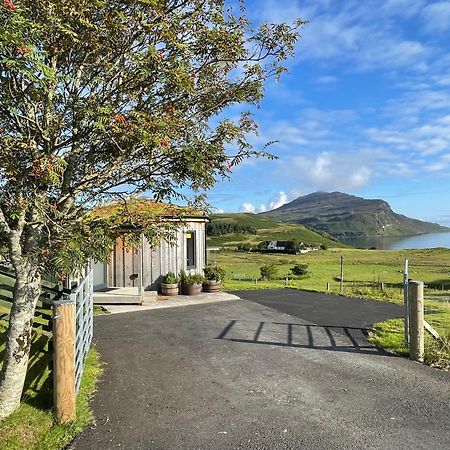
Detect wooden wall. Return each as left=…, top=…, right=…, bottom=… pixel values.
left=103, top=221, right=206, bottom=291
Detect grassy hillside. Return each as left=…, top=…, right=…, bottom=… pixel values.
left=207, top=213, right=346, bottom=248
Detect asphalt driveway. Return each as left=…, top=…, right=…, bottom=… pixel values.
left=72, top=290, right=450, bottom=450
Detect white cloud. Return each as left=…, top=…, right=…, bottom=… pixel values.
left=380, top=0, right=425, bottom=16
left=290, top=151, right=373, bottom=191
left=240, top=203, right=256, bottom=213
left=316, top=75, right=338, bottom=84
left=425, top=153, right=450, bottom=172
left=239, top=191, right=295, bottom=214
left=366, top=114, right=450, bottom=156
left=257, top=204, right=268, bottom=213
left=422, top=1, right=450, bottom=33
left=268, top=191, right=289, bottom=209
left=257, top=0, right=433, bottom=72
left=433, top=74, right=450, bottom=87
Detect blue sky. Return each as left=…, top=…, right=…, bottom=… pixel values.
left=206, top=0, right=450, bottom=225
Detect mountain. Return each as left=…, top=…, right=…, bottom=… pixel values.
left=206, top=213, right=346, bottom=248
left=260, top=192, right=449, bottom=239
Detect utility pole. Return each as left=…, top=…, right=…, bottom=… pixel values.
left=339, top=255, right=344, bottom=294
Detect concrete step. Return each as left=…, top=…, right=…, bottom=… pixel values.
left=93, top=292, right=143, bottom=305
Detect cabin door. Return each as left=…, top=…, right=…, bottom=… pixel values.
left=110, top=236, right=142, bottom=287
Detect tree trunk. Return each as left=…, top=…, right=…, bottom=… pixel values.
left=0, top=266, right=42, bottom=420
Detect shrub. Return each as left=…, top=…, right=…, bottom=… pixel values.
left=184, top=273, right=206, bottom=285
left=258, top=241, right=269, bottom=250
left=320, top=243, right=328, bottom=250
left=425, top=328, right=450, bottom=370
left=204, top=265, right=226, bottom=281
left=179, top=269, right=187, bottom=285
left=163, top=272, right=178, bottom=284
left=290, top=263, right=308, bottom=276
left=237, top=243, right=252, bottom=252
left=260, top=263, right=278, bottom=280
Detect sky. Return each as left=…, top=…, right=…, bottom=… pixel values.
left=206, top=0, right=450, bottom=225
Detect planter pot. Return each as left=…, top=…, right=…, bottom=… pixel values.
left=202, top=280, right=222, bottom=293
left=161, top=283, right=179, bottom=296
left=183, top=283, right=203, bottom=296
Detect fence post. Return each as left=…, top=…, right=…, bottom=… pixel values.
left=339, top=255, right=344, bottom=294
left=53, top=298, right=76, bottom=423
left=408, top=280, right=424, bottom=362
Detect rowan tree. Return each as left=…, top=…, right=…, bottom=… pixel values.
left=0, top=0, right=302, bottom=419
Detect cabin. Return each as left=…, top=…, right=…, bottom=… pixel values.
left=92, top=199, right=208, bottom=296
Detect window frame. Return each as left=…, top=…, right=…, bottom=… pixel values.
left=186, top=230, right=197, bottom=269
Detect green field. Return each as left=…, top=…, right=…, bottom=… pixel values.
left=216, top=247, right=450, bottom=301
left=207, top=213, right=345, bottom=248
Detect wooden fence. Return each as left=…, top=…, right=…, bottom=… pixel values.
left=0, top=265, right=57, bottom=332
left=0, top=265, right=94, bottom=423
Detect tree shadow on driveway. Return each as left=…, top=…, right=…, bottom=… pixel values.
left=216, top=319, right=391, bottom=356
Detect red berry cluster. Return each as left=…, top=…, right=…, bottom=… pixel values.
left=111, top=114, right=127, bottom=125
left=4, top=0, right=15, bottom=11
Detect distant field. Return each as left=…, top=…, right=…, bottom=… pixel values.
left=216, top=247, right=450, bottom=305
left=207, top=213, right=345, bottom=248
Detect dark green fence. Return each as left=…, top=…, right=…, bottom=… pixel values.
left=0, top=265, right=61, bottom=333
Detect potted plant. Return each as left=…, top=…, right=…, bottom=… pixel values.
left=203, top=265, right=226, bottom=293
left=161, top=272, right=179, bottom=296
left=181, top=272, right=205, bottom=295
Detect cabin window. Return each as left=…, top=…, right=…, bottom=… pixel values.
left=186, top=231, right=196, bottom=269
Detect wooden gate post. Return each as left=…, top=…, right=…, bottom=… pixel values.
left=53, top=299, right=76, bottom=423
left=408, top=281, right=424, bottom=362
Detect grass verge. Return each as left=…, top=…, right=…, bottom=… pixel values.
left=369, top=310, right=450, bottom=370
left=0, top=321, right=102, bottom=450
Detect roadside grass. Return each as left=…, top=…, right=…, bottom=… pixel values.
left=369, top=310, right=450, bottom=370
left=0, top=319, right=102, bottom=450
left=93, top=304, right=110, bottom=315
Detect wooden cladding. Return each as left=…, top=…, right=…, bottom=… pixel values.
left=106, top=222, right=206, bottom=290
